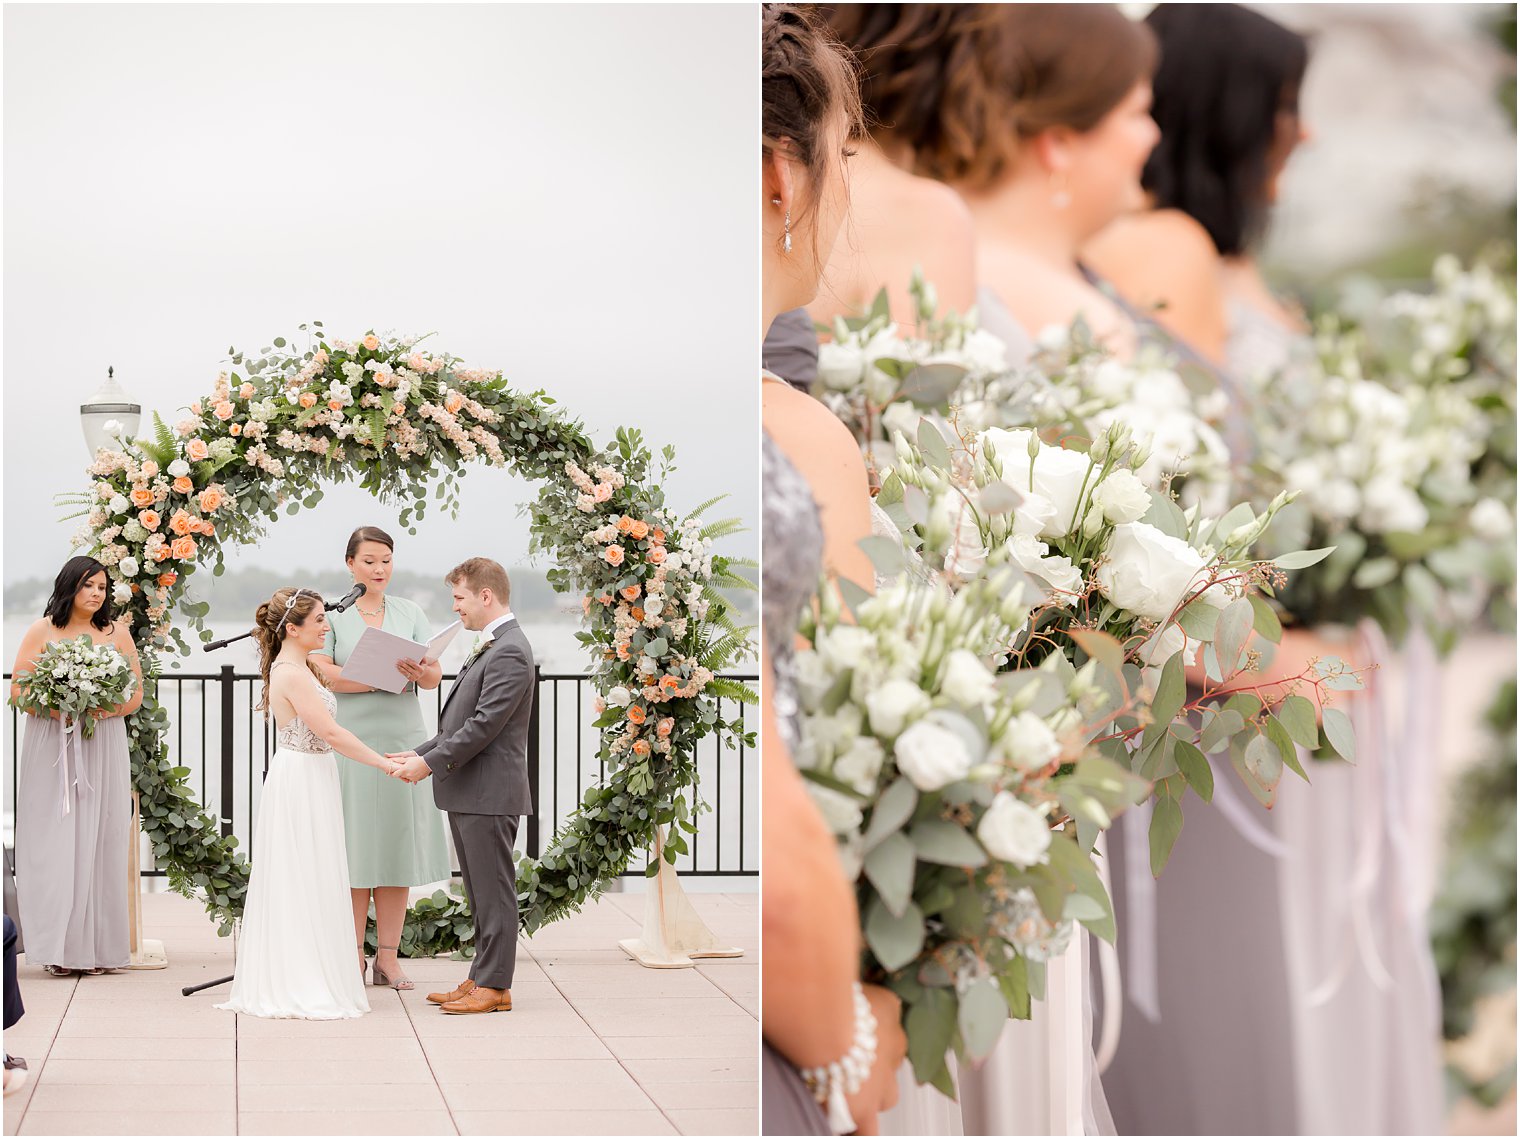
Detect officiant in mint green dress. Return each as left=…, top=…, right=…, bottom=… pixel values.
left=311, top=526, right=450, bottom=993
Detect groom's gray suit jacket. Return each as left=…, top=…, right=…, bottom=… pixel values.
left=417, top=619, right=535, bottom=816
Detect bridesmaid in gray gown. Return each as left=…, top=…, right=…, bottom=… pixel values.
left=10, top=557, right=142, bottom=976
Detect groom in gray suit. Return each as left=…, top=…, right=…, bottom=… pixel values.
left=389, top=557, right=534, bottom=1014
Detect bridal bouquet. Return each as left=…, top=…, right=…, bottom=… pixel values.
left=9, top=636, right=136, bottom=738
left=1245, top=258, right=1517, bottom=651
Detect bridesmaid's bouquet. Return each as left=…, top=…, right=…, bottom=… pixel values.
left=9, top=636, right=136, bottom=738
left=1245, top=257, right=1517, bottom=651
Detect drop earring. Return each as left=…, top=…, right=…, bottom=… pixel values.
left=1049, top=171, right=1071, bottom=210
left=772, top=196, right=792, bottom=253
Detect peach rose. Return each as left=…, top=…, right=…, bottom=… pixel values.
left=170, top=536, right=196, bottom=560
left=299, top=392, right=318, bottom=409
left=169, top=510, right=195, bottom=536
left=616, top=515, right=635, bottom=534
left=616, top=643, right=631, bottom=661
left=659, top=675, right=682, bottom=695
left=327, top=398, right=343, bottom=412
left=157, top=572, right=178, bottom=588
left=362, top=334, right=380, bottom=351
left=647, top=546, right=666, bottom=565
left=593, top=483, right=613, bottom=503
left=593, top=697, right=606, bottom=714
left=629, top=520, right=650, bottom=541
left=197, top=519, right=215, bottom=536
left=627, top=704, right=646, bottom=725
left=620, top=585, right=640, bottom=602
left=213, top=401, right=235, bottom=421
left=172, top=476, right=194, bottom=495
left=200, top=486, right=224, bottom=512
left=186, top=438, right=210, bottom=462
left=597, top=593, right=613, bottom=606
left=239, top=383, right=255, bottom=400
left=444, top=392, right=465, bottom=414
left=150, top=546, right=172, bottom=562
left=657, top=717, right=674, bottom=739
left=130, top=486, right=155, bottom=509
left=229, top=423, right=242, bottom=436
left=630, top=606, right=645, bottom=622
left=652, top=528, right=666, bottom=544
left=138, top=509, right=161, bottom=531
left=141, top=461, right=159, bottom=478
left=604, top=545, right=625, bottom=567
left=631, top=739, right=651, bottom=758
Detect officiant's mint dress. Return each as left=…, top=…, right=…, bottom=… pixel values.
left=321, top=598, right=450, bottom=888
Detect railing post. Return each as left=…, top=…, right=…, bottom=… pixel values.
left=219, top=665, right=235, bottom=838
left=526, top=665, right=542, bottom=857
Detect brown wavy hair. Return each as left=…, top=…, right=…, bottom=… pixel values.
left=915, top=4, right=1158, bottom=191
left=252, top=587, right=328, bottom=716
left=763, top=4, right=864, bottom=226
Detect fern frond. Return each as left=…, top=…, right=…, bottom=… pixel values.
left=686, top=493, right=730, bottom=520
left=707, top=677, right=759, bottom=704
left=699, top=517, right=746, bottom=542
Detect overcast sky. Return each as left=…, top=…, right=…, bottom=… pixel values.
left=3, top=3, right=758, bottom=589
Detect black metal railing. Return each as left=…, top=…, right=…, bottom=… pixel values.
left=3, top=668, right=757, bottom=878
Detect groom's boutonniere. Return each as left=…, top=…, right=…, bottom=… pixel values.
left=465, top=635, right=489, bottom=665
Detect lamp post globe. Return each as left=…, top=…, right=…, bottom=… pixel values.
left=81, top=366, right=142, bottom=459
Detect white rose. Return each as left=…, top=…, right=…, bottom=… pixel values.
left=959, top=328, right=1008, bottom=376
left=605, top=686, right=632, bottom=708
left=1095, top=522, right=1209, bottom=623
left=834, top=737, right=886, bottom=795
left=1091, top=469, right=1151, bottom=524
left=1006, top=533, right=1084, bottom=606
left=881, top=402, right=922, bottom=449
left=1470, top=497, right=1512, bottom=541
left=1002, top=712, right=1061, bottom=770
left=1011, top=491, right=1058, bottom=538
left=817, top=342, right=865, bottom=392
left=809, top=783, right=864, bottom=836
left=977, top=792, right=1053, bottom=868
left=940, top=650, right=997, bottom=709
left=112, top=583, right=133, bottom=605
left=118, top=556, right=139, bottom=578
left=866, top=678, right=931, bottom=738
left=983, top=428, right=1093, bottom=538
left=1358, top=477, right=1428, bottom=534
left=108, top=494, right=129, bottom=515
left=167, top=459, right=190, bottom=478
left=895, top=719, right=975, bottom=791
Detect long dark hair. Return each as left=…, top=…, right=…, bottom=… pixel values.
left=1142, top=4, right=1310, bottom=256
left=44, top=556, right=114, bottom=630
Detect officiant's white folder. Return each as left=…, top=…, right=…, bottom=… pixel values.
left=340, top=620, right=462, bottom=693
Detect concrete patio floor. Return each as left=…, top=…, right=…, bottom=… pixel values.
left=2, top=888, right=758, bottom=1136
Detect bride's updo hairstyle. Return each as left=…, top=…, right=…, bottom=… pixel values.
left=763, top=3, right=863, bottom=253
left=253, top=587, right=328, bottom=715
left=922, top=4, right=1157, bottom=191
left=1141, top=4, right=1310, bottom=257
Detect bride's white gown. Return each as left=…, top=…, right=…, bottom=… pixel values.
left=216, top=667, right=370, bottom=1019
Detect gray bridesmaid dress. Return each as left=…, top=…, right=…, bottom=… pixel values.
left=761, top=428, right=831, bottom=1137
left=14, top=710, right=131, bottom=971
left=763, top=308, right=820, bottom=394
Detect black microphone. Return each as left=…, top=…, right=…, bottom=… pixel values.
left=326, top=582, right=368, bottom=613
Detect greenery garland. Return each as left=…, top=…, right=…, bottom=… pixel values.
left=63, top=326, right=754, bottom=937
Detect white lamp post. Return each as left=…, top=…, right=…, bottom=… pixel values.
left=80, top=366, right=142, bottom=458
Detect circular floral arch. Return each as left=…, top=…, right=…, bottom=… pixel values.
left=68, top=325, right=753, bottom=937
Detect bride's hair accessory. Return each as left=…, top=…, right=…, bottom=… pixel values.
left=798, top=981, right=877, bottom=1133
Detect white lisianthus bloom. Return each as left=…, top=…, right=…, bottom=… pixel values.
left=1005, top=533, right=1083, bottom=606
left=167, top=459, right=190, bottom=478
left=1359, top=477, right=1429, bottom=534
left=959, top=328, right=1008, bottom=376
left=1091, top=469, right=1151, bottom=524
left=862, top=363, right=899, bottom=407
left=817, top=342, right=864, bottom=392
left=1095, top=522, right=1209, bottom=623
left=866, top=678, right=931, bottom=738
left=983, top=428, right=1093, bottom=538
left=1010, top=491, right=1058, bottom=538
left=834, top=737, right=886, bottom=795
left=895, top=719, right=975, bottom=791
left=1470, top=497, right=1513, bottom=541
left=1002, top=712, right=1061, bottom=770
left=118, top=556, right=139, bottom=578
left=605, top=686, right=632, bottom=708
left=940, top=650, right=997, bottom=709
left=108, top=494, right=130, bottom=516
left=881, top=403, right=922, bottom=452
left=977, top=792, right=1052, bottom=868
left=818, top=625, right=872, bottom=673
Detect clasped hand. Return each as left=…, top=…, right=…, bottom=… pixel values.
left=384, top=751, right=431, bottom=783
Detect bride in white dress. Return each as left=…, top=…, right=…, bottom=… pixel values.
left=217, top=587, right=399, bottom=1020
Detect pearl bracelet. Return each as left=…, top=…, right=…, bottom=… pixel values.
left=799, top=981, right=878, bottom=1134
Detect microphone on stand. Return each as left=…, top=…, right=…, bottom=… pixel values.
left=326, top=582, right=368, bottom=613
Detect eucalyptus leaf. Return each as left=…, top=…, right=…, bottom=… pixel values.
left=958, top=977, right=1009, bottom=1062
left=864, top=833, right=917, bottom=918
left=862, top=778, right=919, bottom=852
left=910, top=820, right=989, bottom=868
left=866, top=897, right=926, bottom=971
left=1323, top=707, right=1356, bottom=761
left=1149, top=797, right=1183, bottom=876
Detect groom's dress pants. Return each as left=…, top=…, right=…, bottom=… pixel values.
left=449, top=813, right=520, bottom=991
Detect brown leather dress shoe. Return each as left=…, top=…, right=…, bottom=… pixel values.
left=427, top=979, right=476, bottom=1006
left=441, top=986, right=512, bottom=1014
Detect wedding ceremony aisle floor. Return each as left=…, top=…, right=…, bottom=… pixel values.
left=2, top=888, right=758, bottom=1136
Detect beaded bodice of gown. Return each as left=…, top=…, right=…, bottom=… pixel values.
left=271, top=662, right=336, bottom=753
left=761, top=426, right=825, bottom=756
